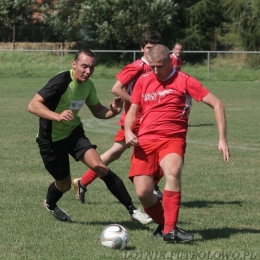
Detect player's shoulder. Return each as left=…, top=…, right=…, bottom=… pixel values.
left=176, top=70, right=191, bottom=79
left=118, top=59, right=150, bottom=79
left=55, top=70, right=70, bottom=79
left=128, top=58, right=148, bottom=70
left=48, top=70, right=71, bottom=84
left=176, top=70, right=202, bottom=86
left=138, top=70, right=153, bottom=80
left=170, top=53, right=176, bottom=59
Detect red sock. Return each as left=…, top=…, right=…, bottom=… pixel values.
left=163, top=190, right=181, bottom=234
left=144, top=199, right=164, bottom=225
left=81, top=169, right=98, bottom=186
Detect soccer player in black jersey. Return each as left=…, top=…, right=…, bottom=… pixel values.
left=28, top=49, right=152, bottom=223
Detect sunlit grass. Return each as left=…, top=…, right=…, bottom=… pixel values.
left=0, top=51, right=260, bottom=81
left=0, top=76, right=259, bottom=259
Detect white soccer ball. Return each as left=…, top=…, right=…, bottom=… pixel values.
left=100, top=224, right=129, bottom=250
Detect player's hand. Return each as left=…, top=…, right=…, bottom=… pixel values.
left=110, top=97, right=124, bottom=115
left=125, top=131, right=139, bottom=147
left=57, top=110, right=74, bottom=122
left=218, top=139, right=230, bottom=162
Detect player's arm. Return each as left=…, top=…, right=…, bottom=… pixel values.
left=111, top=80, right=131, bottom=102
left=88, top=97, right=123, bottom=119
left=124, top=103, right=140, bottom=146
left=28, top=93, right=74, bottom=122
left=202, top=92, right=230, bottom=162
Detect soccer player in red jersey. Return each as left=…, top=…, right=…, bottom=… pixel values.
left=125, top=44, right=230, bottom=242
left=72, top=31, right=163, bottom=225
left=170, top=42, right=183, bottom=71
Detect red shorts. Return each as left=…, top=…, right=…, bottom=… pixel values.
left=128, top=138, right=186, bottom=182
left=114, top=128, right=126, bottom=142
left=114, top=125, right=140, bottom=142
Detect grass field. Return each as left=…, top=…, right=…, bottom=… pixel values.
left=1, top=51, right=260, bottom=81
left=0, top=77, right=260, bottom=260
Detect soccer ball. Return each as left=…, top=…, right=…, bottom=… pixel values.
left=100, top=224, right=129, bottom=250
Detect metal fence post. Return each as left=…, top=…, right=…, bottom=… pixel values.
left=60, top=50, right=63, bottom=71
left=207, top=52, right=210, bottom=79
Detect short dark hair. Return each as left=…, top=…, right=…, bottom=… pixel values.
left=74, top=49, right=96, bottom=61
left=173, top=42, right=183, bottom=49
left=148, top=44, right=171, bottom=63
left=139, top=30, right=162, bottom=48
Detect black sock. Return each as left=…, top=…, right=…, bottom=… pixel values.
left=101, top=169, right=136, bottom=214
left=126, top=204, right=137, bottom=215
left=46, top=182, right=63, bottom=210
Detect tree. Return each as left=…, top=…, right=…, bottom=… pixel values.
left=174, top=0, right=227, bottom=50
left=36, top=0, right=229, bottom=52
left=76, top=0, right=180, bottom=49
left=222, top=0, right=260, bottom=51
left=39, top=0, right=181, bottom=49
left=0, top=0, right=36, bottom=48
left=39, top=0, right=84, bottom=45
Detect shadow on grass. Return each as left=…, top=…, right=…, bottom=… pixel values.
left=72, top=219, right=153, bottom=233
left=188, top=123, right=214, bottom=127
left=195, top=227, right=260, bottom=240
left=182, top=200, right=243, bottom=208
left=66, top=215, right=260, bottom=243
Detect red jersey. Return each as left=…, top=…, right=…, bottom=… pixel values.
left=116, top=57, right=151, bottom=127
left=131, top=70, right=209, bottom=141
left=170, top=53, right=182, bottom=71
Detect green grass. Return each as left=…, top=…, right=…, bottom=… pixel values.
left=0, top=51, right=125, bottom=79
left=0, top=78, right=260, bottom=260
left=0, top=51, right=260, bottom=81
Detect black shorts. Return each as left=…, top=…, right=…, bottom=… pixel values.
left=36, top=126, right=97, bottom=181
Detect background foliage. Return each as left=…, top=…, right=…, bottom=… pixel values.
left=1, top=0, right=260, bottom=54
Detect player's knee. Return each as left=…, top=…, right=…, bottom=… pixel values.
left=64, top=184, right=71, bottom=192
left=56, top=182, right=71, bottom=193
left=92, top=165, right=109, bottom=177
left=167, top=167, right=181, bottom=179
left=135, top=186, right=152, bottom=201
